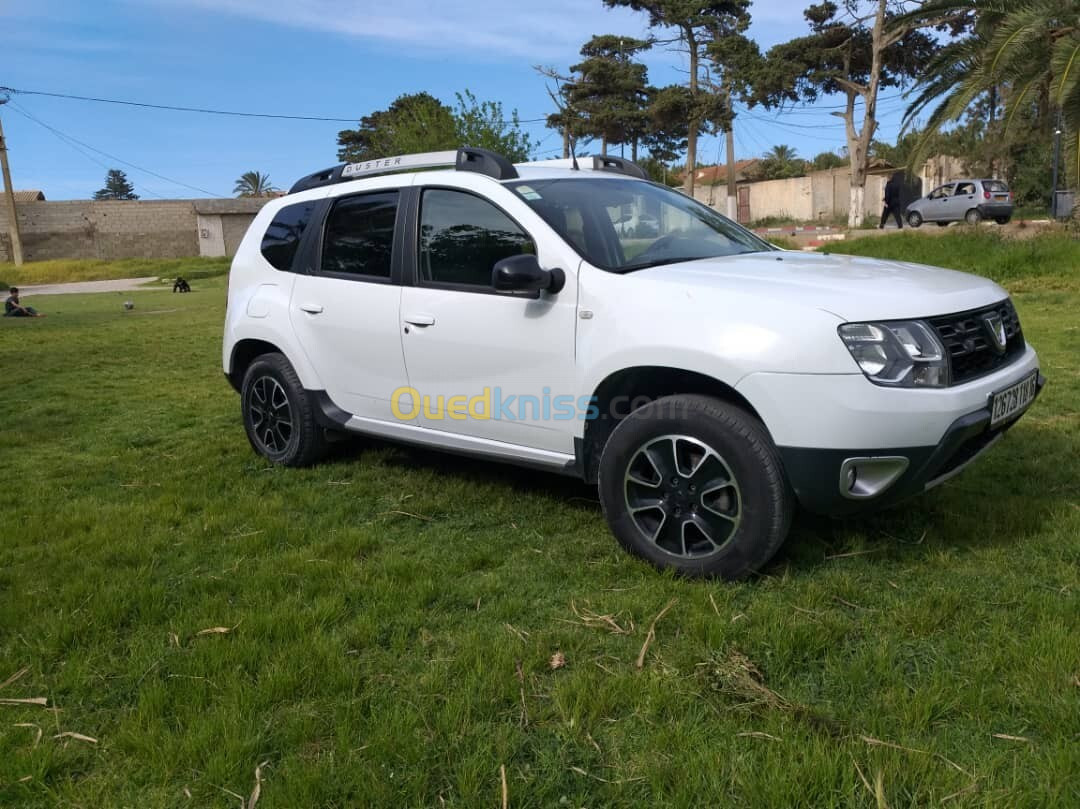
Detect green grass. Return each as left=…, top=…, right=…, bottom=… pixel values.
left=0, top=256, right=230, bottom=288
left=821, top=229, right=1080, bottom=285
left=2, top=239, right=1078, bottom=807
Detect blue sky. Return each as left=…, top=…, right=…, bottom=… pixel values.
left=1, top=0, right=915, bottom=200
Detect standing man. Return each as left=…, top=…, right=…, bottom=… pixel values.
left=3, top=287, right=45, bottom=317
left=879, top=171, right=905, bottom=230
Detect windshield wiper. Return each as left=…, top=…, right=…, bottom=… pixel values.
left=617, top=255, right=732, bottom=274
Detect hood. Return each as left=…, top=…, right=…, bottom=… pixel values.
left=631, top=250, right=1008, bottom=321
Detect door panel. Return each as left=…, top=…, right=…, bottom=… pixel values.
left=399, top=185, right=580, bottom=454
left=289, top=188, right=409, bottom=421
left=399, top=286, right=578, bottom=452
left=290, top=277, right=405, bottom=420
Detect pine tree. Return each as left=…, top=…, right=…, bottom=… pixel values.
left=94, top=169, right=139, bottom=200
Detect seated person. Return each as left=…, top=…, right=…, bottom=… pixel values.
left=3, top=287, right=45, bottom=317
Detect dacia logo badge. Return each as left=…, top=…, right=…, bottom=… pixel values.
left=983, top=313, right=1007, bottom=353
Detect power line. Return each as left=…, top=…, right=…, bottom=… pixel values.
left=6, top=100, right=222, bottom=197
left=0, top=86, right=550, bottom=125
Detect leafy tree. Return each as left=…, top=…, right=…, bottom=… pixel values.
left=643, top=84, right=693, bottom=164
left=452, top=90, right=537, bottom=163
left=896, top=0, right=1079, bottom=188
left=337, top=91, right=536, bottom=164
left=603, top=1, right=753, bottom=196
left=233, top=171, right=275, bottom=198
left=756, top=144, right=806, bottom=180
left=809, top=150, right=848, bottom=171
left=565, top=35, right=653, bottom=157
left=93, top=169, right=138, bottom=200
left=337, top=93, right=457, bottom=163
left=744, top=1, right=940, bottom=225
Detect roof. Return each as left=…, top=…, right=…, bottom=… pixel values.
left=683, top=161, right=759, bottom=186
left=12, top=190, right=45, bottom=202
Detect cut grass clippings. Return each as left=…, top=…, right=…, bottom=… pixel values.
left=1, top=232, right=1078, bottom=806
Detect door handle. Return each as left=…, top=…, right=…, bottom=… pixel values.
left=403, top=313, right=435, bottom=327
left=298, top=303, right=324, bottom=314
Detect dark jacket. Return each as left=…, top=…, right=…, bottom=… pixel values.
left=884, top=176, right=903, bottom=206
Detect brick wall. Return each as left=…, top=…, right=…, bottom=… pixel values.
left=0, top=198, right=270, bottom=263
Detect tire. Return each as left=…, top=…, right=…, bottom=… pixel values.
left=241, top=353, right=328, bottom=467
left=907, top=211, right=923, bottom=228
left=597, top=395, right=793, bottom=580
left=965, top=208, right=983, bottom=225
left=995, top=216, right=1011, bottom=225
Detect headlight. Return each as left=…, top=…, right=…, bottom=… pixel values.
left=838, top=320, right=949, bottom=387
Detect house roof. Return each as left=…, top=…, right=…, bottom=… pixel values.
left=12, top=190, right=45, bottom=202
left=683, top=160, right=759, bottom=186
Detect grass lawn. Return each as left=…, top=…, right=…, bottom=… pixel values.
left=0, top=257, right=231, bottom=288
left=1, top=234, right=1077, bottom=807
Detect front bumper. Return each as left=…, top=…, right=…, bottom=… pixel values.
left=778, top=372, right=1045, bottom=516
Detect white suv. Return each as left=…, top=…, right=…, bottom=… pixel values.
left=223, top=148, right=1043, bottom=579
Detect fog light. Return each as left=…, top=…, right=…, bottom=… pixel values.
left=839, top=457, right=910, bottom=499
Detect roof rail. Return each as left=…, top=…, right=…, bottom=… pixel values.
left=516, top=155, right=648, bottom=180
left=288, top=146, right=518, bottom=194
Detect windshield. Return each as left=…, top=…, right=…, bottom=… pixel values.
left=506, top=177, right=774, bottom=272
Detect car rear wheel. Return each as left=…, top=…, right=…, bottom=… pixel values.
left=965, top=208, right=983, bottom=225
left=907, top=211, right=923, bottom=228
left=241, top=353, right=328, bottom=466
left=597, top=395, right=792, bottom=580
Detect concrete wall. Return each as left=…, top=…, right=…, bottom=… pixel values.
left=691, top=168, right=890, bottom=224
left=0, top=198, right=270, bottom=263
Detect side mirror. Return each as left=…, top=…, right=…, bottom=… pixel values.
left=492, top=254, right=565, bottom=295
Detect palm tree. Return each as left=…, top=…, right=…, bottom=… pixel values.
left=759, top=144, right=805, bottom=180
left=234, top=171, right=276, bottom=198
left=897, top=1, right=1079, bottom=185
left=766, top=144, right=799, bottom=164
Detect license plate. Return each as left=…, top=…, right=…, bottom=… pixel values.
left=990, top=371, right=1038, bottom=427
left=993, top=194, right=1009, bottom=201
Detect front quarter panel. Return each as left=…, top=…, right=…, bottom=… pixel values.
left=576, top=262, right=855, bottom=438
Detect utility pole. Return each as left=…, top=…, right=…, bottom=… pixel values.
left=0, top=100, right=25, bottom=266
left=1050, top=113, right=1062, bottom=217
left=725, top=128, right=737, bottom=220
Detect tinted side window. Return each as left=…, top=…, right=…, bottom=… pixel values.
left=419, top=189, right=534, bottom=288
left=261, top=201, right=315, bottom=272
left=321, top=192, right=398, bottom=279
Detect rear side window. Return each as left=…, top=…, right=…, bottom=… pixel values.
left=261, top=201, right=316, bottom=271
left=320, top=191, right=398, bottom=279
left=983, top=180, right=1009, bottom=193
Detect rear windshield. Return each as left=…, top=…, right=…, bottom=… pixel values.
left=983, top=180, right=1009, bottom=193
left=506, top=178, right=772, bottom=273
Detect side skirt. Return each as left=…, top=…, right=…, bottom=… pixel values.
left=309, top=390, right=582, bottom=478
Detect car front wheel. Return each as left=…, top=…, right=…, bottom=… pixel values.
left=597, top=395, right=792, bottom=579
left=241, top=353, right=328, bottom=466
left=907, top=211, right=923, bottom=228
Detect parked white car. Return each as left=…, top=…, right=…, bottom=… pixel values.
left=223, top=148, right=1043, bottom=579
